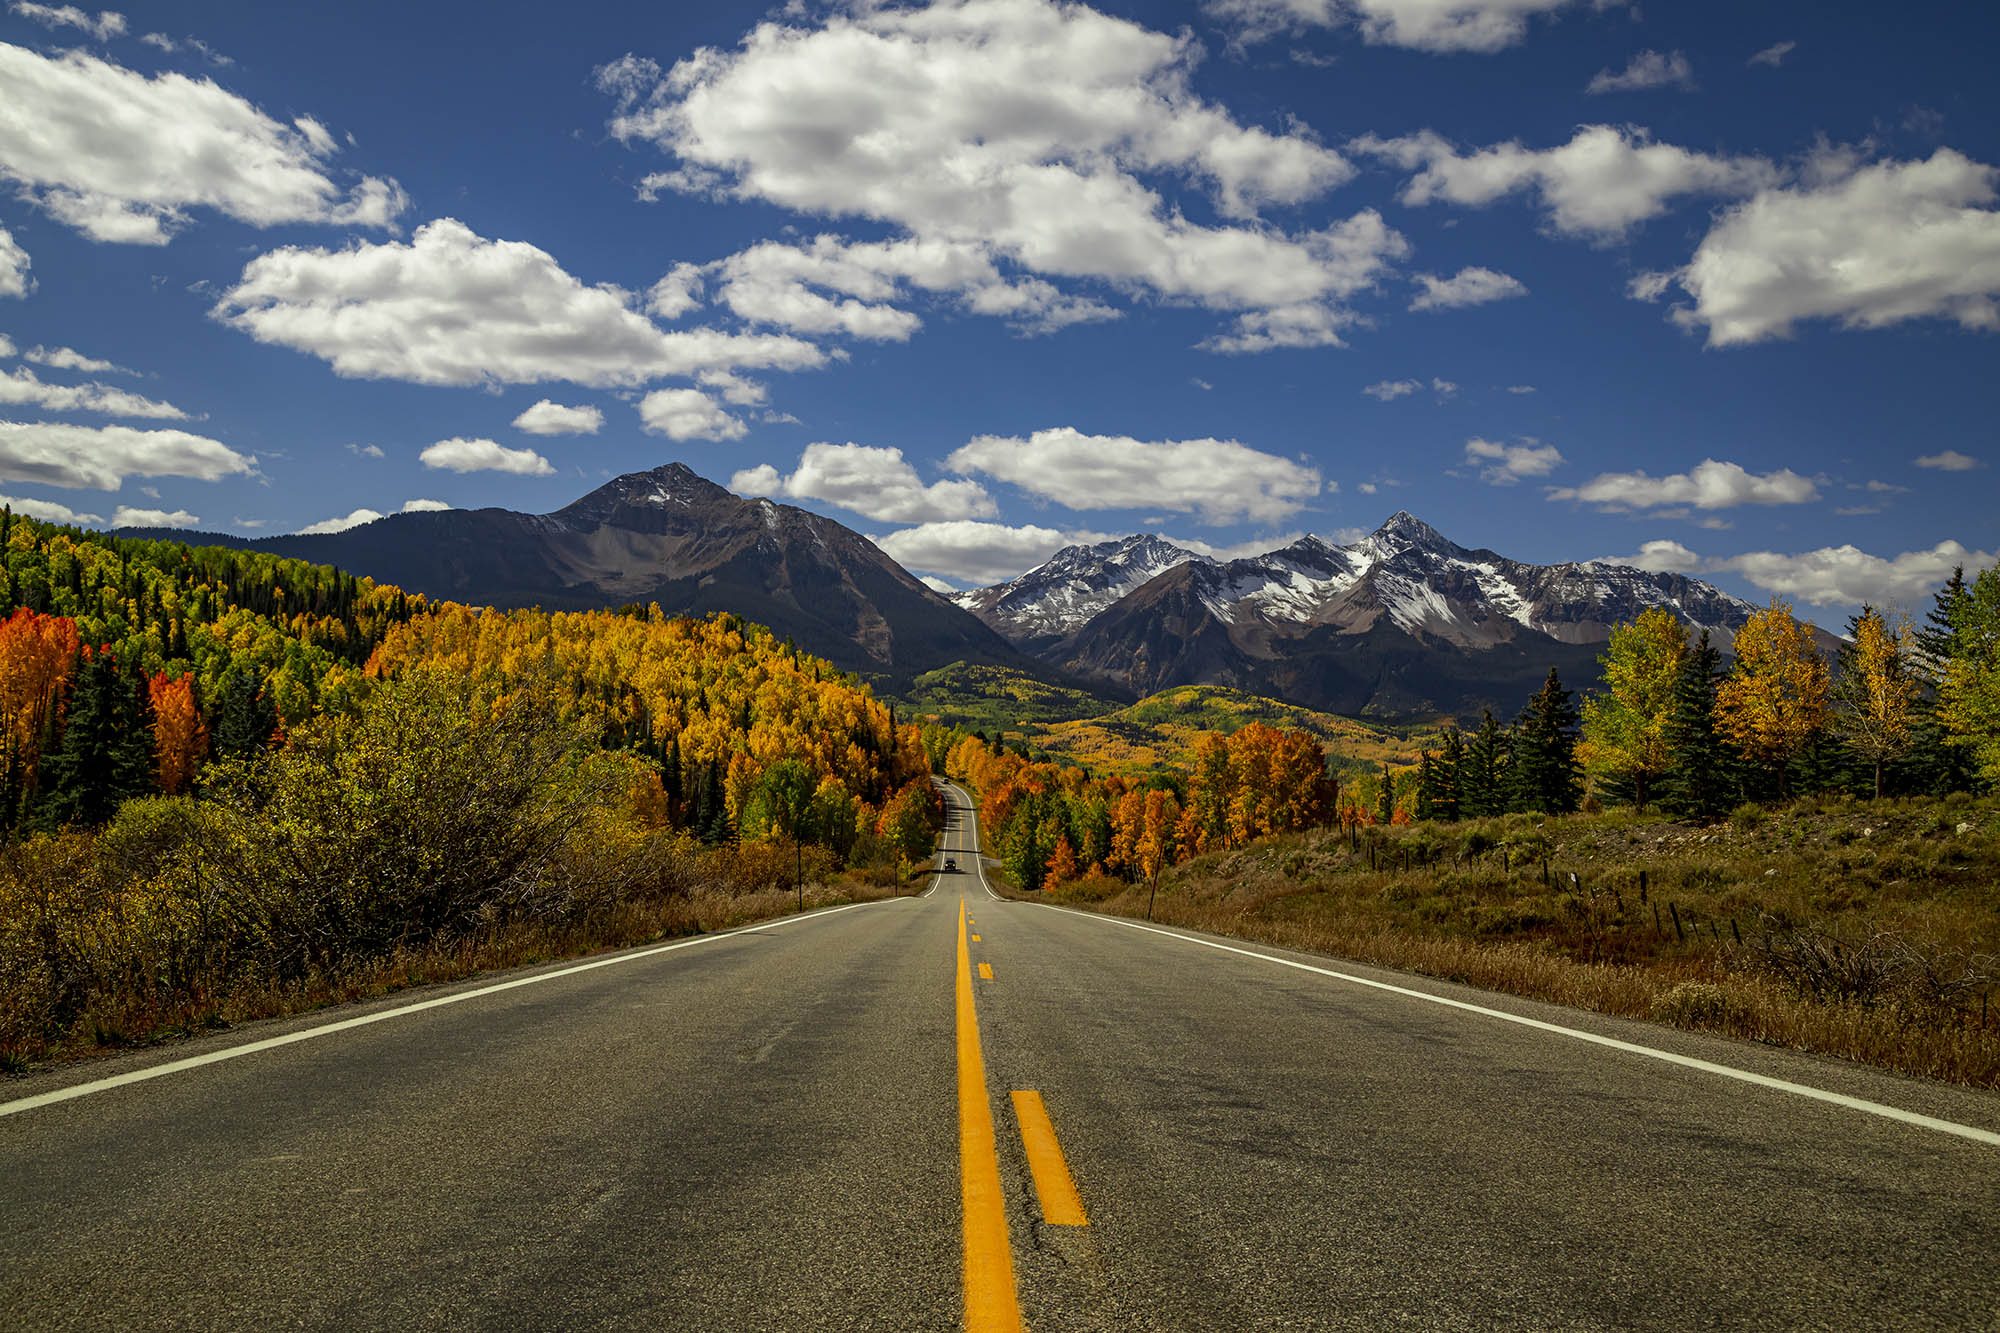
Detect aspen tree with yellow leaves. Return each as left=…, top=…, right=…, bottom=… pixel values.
left=1714, top=599, right=1830, bottom=799
left=1833, top=606, right=1920, bottom=799
left=1580, top=607, right=1687, bottom=810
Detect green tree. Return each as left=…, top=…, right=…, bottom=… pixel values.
left=1657, top=630, right=1734, bottom=819
left=1580, top=608, right=1688, bottom=810
left=1433, top=726, right=1464, bottom=822
left=1508, top=668, right=1582, bottom=814
left=211, top=663, right=278, bottom=761
left=1461, top=710, right=1506, bottom=817
left=1374, top=760, right=1395, bottom=825
left=1832, top=606, right=1920, bottom=800
left=1912, top=568, right=1979, bottom=794
left=747, top=758, right=816, bottom=907
left=1937, top=564, right=2000, bottom=783
left=36, top=649, right=155, bottom=827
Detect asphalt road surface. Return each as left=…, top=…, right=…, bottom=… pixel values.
left=4, top=781, right=1998, bottom=1331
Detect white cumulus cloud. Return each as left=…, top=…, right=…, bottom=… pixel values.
left=0, top=365, right=184, bottom=418
left=0, top=491, right=101, bottom=524
left=946, top=426, right=1322, bottom=525
left=1362, top=378, right=1421, bottom=401
left=1595, top=539, right=1702, bottom=573
left=293, top=507, right=383, bottom=535
left=1204, top=0, right=1611, bottom=54
left=1915, top=450, right=1983, bottom=471
left=734, top=442, right=996, bottom=524
left=1748, top=40, right=1795, bottom=68
left=111, top=505, right=199, bottom=529
left=0, top=418, right=251, bottom=488
left=872, top=519, right=1119, bottom=587
left=1409, top=265, right=1527, bottom=311
left=696, top=234, right=1120, bottom=343
left=1549, top=458, right=1818, bottom=510
left=0, top=224, right=28, bottom=298
left=599, top=1, right=1405, bottom=352
left=0, top=43, right=403, bottom=245
left=638, top=388, right=746, bottom=442
left=418, top=437, right=553, bottom=476
left=1586, top=50, right=1694, bottom=94
left=214, top=218, right=825, bottom=388
left=22, top=344, right=126, bottom=373
left=401, top=498, right=450, bottom=512
left=1353, top=124, right=1776, bottom=239
left=513, top=399, right=604, bottom=436
left=1651, top=149, right=2000, bottom=346
left=1465, top=436, right=1563, bottom=483
left=1720, top=541, right=1999, bottom=608
left=9, top=4, right=126, bottom=41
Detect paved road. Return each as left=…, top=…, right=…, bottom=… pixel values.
left=3, top=782, right=1998, bottom=1330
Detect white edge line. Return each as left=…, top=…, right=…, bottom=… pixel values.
left=0, top=900, right=879, bottom=1121
left=1042, top=907, right=2000, bottom=1149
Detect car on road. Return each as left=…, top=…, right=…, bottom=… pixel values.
left=943, top=857, right=957, bottom=871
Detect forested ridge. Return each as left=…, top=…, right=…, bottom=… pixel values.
left=0, top=511, right=945, bottom=1065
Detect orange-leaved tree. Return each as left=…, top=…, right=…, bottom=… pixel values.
left=148, top=671, right=207, bottom=794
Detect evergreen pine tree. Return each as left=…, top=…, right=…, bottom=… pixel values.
left=1462, top=710, right=1505, bottom=817
left=1912, top=567, right=1978, bottom=795
left=211, top=663, right=278, bottom=760
left=1435, top=726, right=1464, bottom=821
left=35, top=650, right=155, bottom=827
left=1414, top=750, right=1439, bottom=821
left=1658, top=630, right=1734, bottom=819
left=1509, top=668, right=1583, bottom=814
left=1375, top=760, right=1395, bottom=825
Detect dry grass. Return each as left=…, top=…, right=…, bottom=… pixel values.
left=1029, top=794, right=2000, bottom=1089
left=2, top=869, right=914, bottom=1075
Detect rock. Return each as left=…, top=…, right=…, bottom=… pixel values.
left=1958, top=822, right=1976, bottom=836
left=1764, top=868, right=1779, bottom=877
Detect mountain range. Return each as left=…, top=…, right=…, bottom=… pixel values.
left=953, top=514, right=1796, bottom=720
left=122, top=465, right=1799, bottom=721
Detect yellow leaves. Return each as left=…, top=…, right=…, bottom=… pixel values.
left=1715, top=598, right=1830, bottom=775
left=1581, top=607, right=1687, bottom=798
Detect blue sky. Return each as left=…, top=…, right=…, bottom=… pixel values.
left=1, top=0, right=1996, bottom=626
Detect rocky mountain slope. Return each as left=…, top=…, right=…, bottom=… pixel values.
left=961, top=512, right=1789, bottom=721
left=950, top=534, right=1212, bottom=651
left=125, top=463, right=1037, bottom=684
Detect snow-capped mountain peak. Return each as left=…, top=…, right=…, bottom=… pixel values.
left=950, top=533, right=1213, bottom=645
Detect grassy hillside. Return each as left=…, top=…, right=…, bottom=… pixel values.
left=896, top=662, right=1122, bottom=730
left=898, top=667, right=1433, bottom=775
left=1034, top=684, right=1436, bottom=775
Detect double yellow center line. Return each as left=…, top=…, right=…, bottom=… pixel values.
left=957, top=896, right=1021, bottom=1331
left=957, top=896, right=1088, bottom=1331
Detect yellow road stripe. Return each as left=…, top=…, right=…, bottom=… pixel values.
left=958, top=898, right=1023, bottom=1331
left=1010, top=1091, right=1089, bottom=1226
left=979, top=962, right=994, bottom=980
left=972, top=934, right=982, bottom=942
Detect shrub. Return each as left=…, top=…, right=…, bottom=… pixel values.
left=1650, top=981, right=1748, bottom=1028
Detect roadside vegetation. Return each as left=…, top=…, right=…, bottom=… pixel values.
left=1034, top=795, right=2000, bottom=1088
left=0, top=512, right=944, bottom=1070
left=968, top=572, right=2000, bottom=1088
